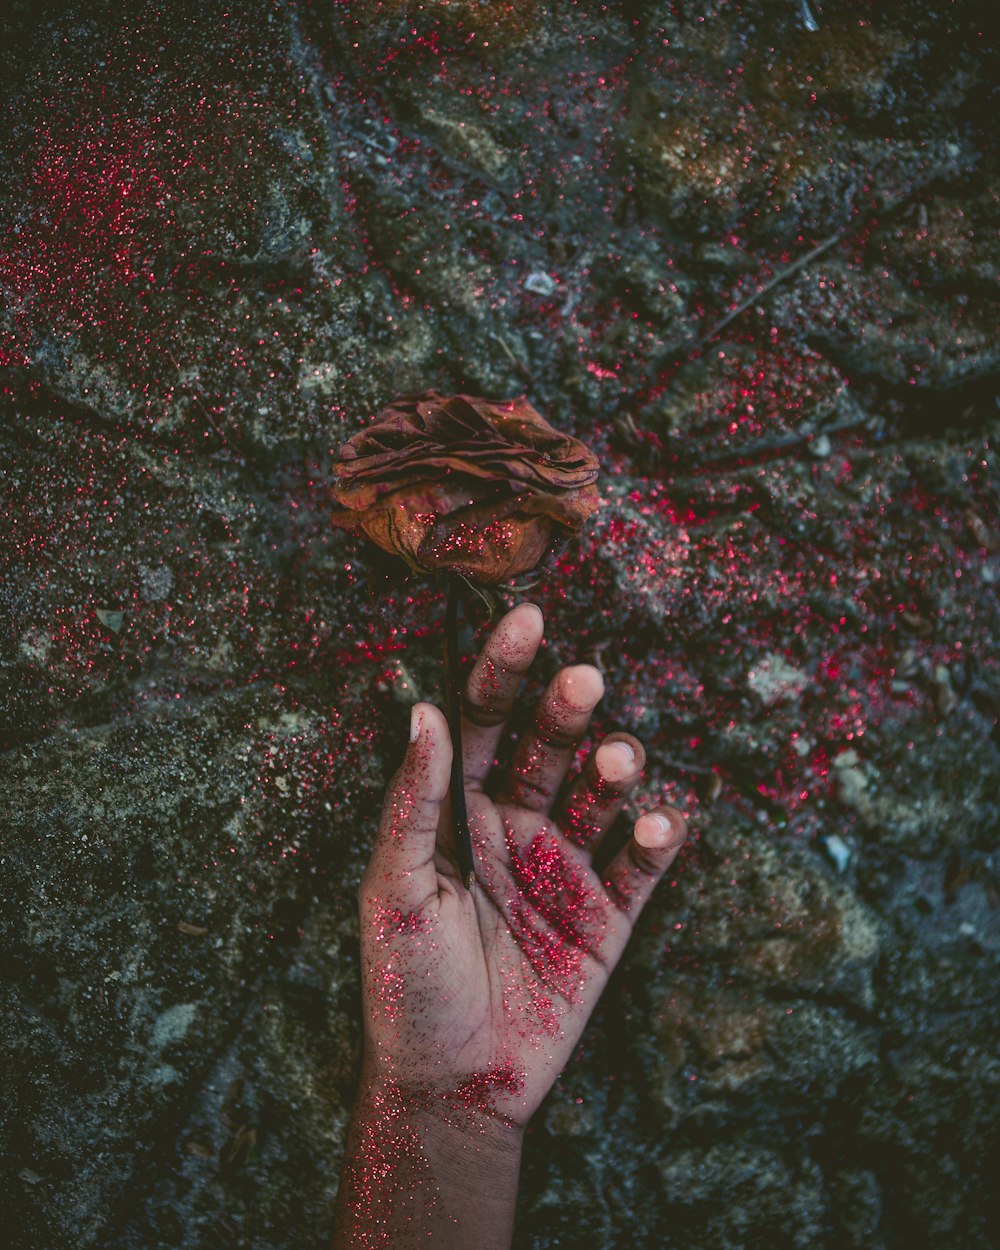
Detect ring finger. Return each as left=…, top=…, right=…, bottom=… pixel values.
left=554, top=732, right=645, bottom=851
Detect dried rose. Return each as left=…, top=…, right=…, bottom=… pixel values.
left=330, top=391, right=600, bottom=585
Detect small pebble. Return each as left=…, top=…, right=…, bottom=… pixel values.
left=823, top=834, right=852, bottom=873
left=524, top=271, right=556, bottom=296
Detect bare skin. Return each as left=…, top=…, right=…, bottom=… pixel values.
left=333, top=602, right=687, bottom=1249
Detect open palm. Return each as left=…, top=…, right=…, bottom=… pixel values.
left=357, top=603, right=686, bottom=1128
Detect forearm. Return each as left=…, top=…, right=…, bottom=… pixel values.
left=332, top=1071, right=524, bottom=1249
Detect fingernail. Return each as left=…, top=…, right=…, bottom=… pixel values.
left=598, top=740, right=636, bottom=782
left=635, top=812, right=672, bottom=849
left=561, top=665, right=605, bottom=711
left=409, top=706, right=423, bottom=743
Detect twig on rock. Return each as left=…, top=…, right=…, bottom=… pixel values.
left=696, top=230, right=844, bottom=347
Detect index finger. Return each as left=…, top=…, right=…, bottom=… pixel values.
left=461, top=602, right=544, bottom=788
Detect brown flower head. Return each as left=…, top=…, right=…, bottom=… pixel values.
left=330, top=392, right=600, bottom=584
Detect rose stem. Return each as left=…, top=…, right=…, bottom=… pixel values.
left=443, top=575, right=476, bottom=890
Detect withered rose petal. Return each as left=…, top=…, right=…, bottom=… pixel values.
left=415, top=496, right=555, bottom=583
left=331, top=391, right=600, bottom=583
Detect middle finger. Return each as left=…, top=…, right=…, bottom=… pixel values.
left=498, top=664, right=605, bottom=813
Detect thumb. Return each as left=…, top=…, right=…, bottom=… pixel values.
left=362, top=703, right=453, bottom=902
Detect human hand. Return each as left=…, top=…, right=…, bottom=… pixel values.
left=333, top=603, right=686, bottom=1247
left=361, top=600, right=687, bottom=1115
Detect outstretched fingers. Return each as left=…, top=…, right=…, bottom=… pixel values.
left=462, top=602, right=544, bottom=787
left=360, top=703, right=453, bottom=907
left=602, top=806, right=687, bottom=920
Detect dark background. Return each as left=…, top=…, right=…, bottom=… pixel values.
left=1, top=2, right=998, bottom=1247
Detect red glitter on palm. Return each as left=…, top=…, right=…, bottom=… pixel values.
left=334, top=603, right=687, bottom=1247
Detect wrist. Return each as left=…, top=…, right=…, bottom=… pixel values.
left=357, top=1059, right=526, bottom=1163
left=333, top=1065, right=524, bottom=1249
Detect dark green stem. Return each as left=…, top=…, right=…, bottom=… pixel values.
left=443, top=576, right=475, bottom=889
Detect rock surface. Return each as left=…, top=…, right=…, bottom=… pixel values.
left=1, top=2, right=997, bottom=1247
